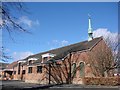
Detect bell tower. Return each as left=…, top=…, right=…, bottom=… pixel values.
left=88, top=14, right=93, bottom=41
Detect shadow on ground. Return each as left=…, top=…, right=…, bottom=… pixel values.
left=1, top=80, right=120, bottom=90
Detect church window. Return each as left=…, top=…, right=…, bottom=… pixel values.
left=71, top=63, right=76, bottom=77
left=79, top=62, right=85, bottom=77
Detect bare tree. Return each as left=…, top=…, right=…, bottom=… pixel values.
left=88, top=35, right=120, bottom=77
left=0, top=2, right=29, bottom=62
left=105, top=35, right=120, bottom=69
left=44, top=53, right=81, bottom=84
left=1, top=2, right=29, bottom=34
left=0, top=47, right=11, bottom=62
left=88, top=44, right=114, bottom=77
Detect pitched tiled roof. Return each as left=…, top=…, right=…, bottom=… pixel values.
left=6, top=61, right=18, bottom=69
left=20, top=37, right=103, bottom=65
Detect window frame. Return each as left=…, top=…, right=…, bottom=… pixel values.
left=37, top=66, right=42, bottom=73
left=43, top=57, right=48, bottom=61
left=79, top=61, right=85, bottom=77
left=22, top=70, right=26, bottom=74
left=28, top=67, right=33, bottom=73
left=71, top=63, right=76, bottom=77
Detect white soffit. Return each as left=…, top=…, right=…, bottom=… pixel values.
left=18, top=60, right=26, bottom=63
left=28, top=58, right=38, bottom=61
left=41, top=53, right=56, bottom=58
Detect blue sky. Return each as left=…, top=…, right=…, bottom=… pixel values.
left=2, top=2, right=118, bottom=63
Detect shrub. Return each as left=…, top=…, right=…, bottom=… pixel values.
left=83, top=77, right=120, bottom=86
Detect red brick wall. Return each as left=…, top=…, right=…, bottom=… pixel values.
left=13, top=66, right=21, bottom=80
left=25, top=65, right=47, bottom=84
left=13, top=64, right=47, bottom=84
left=13, top=39, right=113, bottom=84
left=87, top=39, right=114, bottom=77
left=68, top=39, right=113, bottom=84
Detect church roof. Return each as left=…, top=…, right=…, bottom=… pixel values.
left=19, top=36, right=103, bottom=66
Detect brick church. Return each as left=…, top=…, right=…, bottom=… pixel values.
left=2, top=17, right=114, bottom=84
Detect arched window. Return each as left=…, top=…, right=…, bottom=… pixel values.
left=71, top=63, right=76, bottom=77
left=79, top=62, right=85, bottom=77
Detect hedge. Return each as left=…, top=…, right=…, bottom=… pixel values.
left=83, top=77, right=120, bottom=86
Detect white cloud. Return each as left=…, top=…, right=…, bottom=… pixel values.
left=93, top=28, right=118, bottom=43
left=48, top=40, right=69, bottom=49
left=93, top=28, right=118, bottom=51
left=61, top=40, right=69, bottom=46
left=12, top=51, right=33, bottom=61
left=18, top=16, right=40, bottom=28
left=19, top=16, right=32, bottom=27
left=0, top=16, right=40, bottom=29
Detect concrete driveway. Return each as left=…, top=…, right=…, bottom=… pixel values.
left=0, top=80, right=48, bottom=90
left=0, top=80, right=120, bottom=90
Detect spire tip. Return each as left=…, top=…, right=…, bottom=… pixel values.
left=88, top=14, right=91, bottom=19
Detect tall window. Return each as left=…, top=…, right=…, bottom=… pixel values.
left=18, top=63, right=21, bottom=74
left=71, top=63, right=76, bottom=77
left=29, top=60, right=33, bottom=65
left=37, top=66, right=42, bottom=73
left=28, top=67, right=32, bottom=73
left=14, top=71, right=16, bottom=75
left=43, top=57, right=48, bottom=61
left=79, top=62, right=85, bottom=77
left=22, top=70, right=26, bottom=74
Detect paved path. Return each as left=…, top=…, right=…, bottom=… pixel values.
left=0, top=80, right=120, bottom=90
left=1, top=80, right=50, bottom=90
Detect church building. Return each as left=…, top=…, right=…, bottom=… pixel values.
left=10, top=17, right=113, bottom=84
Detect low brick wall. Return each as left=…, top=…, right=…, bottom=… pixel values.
left=73, top=78, right=83, bottom=84
left=83, top=77, right=120, bottom=86
left=25, top=79, right=47, bottom=84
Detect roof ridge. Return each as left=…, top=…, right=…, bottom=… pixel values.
left=13, top=37, right=103, bottom=66
left=42, top=36, right=102, bottom=54
left=28, top=39, right=88, bottom=57
left=50, top=37, right=103, bottom=60
left=20, top=37, right=103, bottom=60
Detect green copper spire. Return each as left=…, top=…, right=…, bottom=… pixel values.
left=88, top=14, right=93, bottom=41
